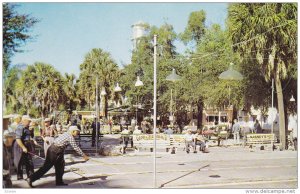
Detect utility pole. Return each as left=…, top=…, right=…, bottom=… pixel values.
left=95, top=76, right=99, bottom=155
left=153, top=35, right=157, bottom=189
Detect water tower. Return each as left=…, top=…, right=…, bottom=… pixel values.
left=131, top=21, right=148, bottom=50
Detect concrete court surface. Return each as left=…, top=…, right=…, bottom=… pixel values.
left=10, top=145, right=297, bottom=189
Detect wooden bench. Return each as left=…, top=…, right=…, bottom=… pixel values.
left=245, top=134, right=276, bottom=150
left=132, top=134, right=171, bottom=152
left=169, top=135, right=186, bottom=150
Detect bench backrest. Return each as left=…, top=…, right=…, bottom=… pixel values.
left=246, top=134, right=275, bottom=143
left=134, top=134, right=168, bottom=141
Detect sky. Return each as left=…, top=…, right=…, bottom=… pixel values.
left=11, top=3, right=228, bottom=77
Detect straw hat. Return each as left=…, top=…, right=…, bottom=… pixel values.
left=68, top=125, right=80, bottom=132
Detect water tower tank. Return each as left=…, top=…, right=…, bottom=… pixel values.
left=131, top=21, right=147, bottom=50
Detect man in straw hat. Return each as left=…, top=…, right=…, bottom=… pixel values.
left=28, top=125, right=89, bottom=187
left=40, top=118, right=57, bottom=156
left=13, top=115, right=34, bottom=180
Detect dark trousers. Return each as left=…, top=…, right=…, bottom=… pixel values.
left=30, top=144, right=65, bottom=184
left=293, top=138, right=297, bottom=151
left=185, top=141, right=195, bottom=152
left=17, top=142, right=34, bottom=178
left=195, top=140, right=206, bottom=151
left=91, top=129, right=100, bottom=146
left=123, top=136, right=133, bottom=149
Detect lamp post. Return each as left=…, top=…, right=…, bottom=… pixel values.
left=153, top=34, right=157, bottom=188
left=94, top=77, right=108, bottom=155
left=114, top=82, right=122, bottom=129
left=95, top=76, right=99, bottom=155
left=135, top=75, right=144, bottom=122
left=166, top=68, right=182, bottom=126
left=219, top=62, right=243, bottom=126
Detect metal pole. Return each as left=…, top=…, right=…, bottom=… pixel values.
left=96, top=76, right=99, bottom=155
left=136, top=95, right=138, bottom=121
left=153, top=35, right=157, bottom=188
left=170, top=88, right=173, bottom=126
left=271, top=78, right=274, bottom=150
left=271, top=78, right=274, bottom=134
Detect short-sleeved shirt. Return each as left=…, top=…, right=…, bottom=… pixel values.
left=15, top=124, right=31, bottom=141
left=232, top=123, right=241, bottom=133
left=184, top=133, right=194, bottom=142
left=53, top=132, right=84, bottom=156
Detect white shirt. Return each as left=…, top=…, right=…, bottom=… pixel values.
left=184, top=133, right=194, bottom=142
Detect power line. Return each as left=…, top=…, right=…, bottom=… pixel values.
left=189, top=21, right=295, bottom=61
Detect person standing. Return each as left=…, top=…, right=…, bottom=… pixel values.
left=120, top=128, right=133, bottom=154
left=91, top=118, right=100, bottom=147
left=28, top=126, right=89, bottom=187
left=3, top=130, right=15, bottom=188
left=10, top=115, right=22, bottom=132
left=232, top=119, right=241, bottom=144
left=41, top=118, right=57, bottom=156
left=13, top=115, right=34, bottom=180
left=292, top=127, right=297, bottom=151
left=254, top=119, right=262, bottom=134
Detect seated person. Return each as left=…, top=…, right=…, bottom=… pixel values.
left=194, top=131, right=209, bottom=153
left=133, top=126, right=142, bottom=135
left=184, top=129, right=196, bottom=154
left=164, top=125, right=173, bottom=135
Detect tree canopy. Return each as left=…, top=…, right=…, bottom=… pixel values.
left=3, top=3, right=38, bottom=73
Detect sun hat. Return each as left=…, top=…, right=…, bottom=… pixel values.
left=44, top=118, right=51, bottom=122
left=22, top=115, right=31, bottom=121
left=68, top=125, right=80, bottom=132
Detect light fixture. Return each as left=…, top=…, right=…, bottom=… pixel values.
left=219, top=63, right=243, bottom=80
left=166, top=68, right=181, bottom=82
left=100, top=87, right=107, bottom=96
left=135, top=76, right=144, bottom=87
left=290, top=95, right=295, bottom=102
left=114, top=83, right=122, bottom=92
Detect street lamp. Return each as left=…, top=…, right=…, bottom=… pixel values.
left=166, top=68, right=182, bottom=126
left=114, top=83, right=122, bottom=92
left=94, top=78, right=107, bottom=156
left=135, top=76, right=144, bottom=87
left=134, top=75, right=143, bottom=125
left=100, top=87, right=107, bottom=96
left=219, top=63, right=243, bottom=107
left=219, top=63, right=243, bottom=81
left=290, top=95, right=295, bottom=102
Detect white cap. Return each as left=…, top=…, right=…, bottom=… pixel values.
left=22, top=115, right=31, bottom=121
left=68, top=125, right=80, bottom=132
left=44, top=118, right=51, bottom=122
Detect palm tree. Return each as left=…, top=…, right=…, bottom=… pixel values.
left=15, top=62, right=64, bottom=118
left=63, top=73, right=78, bottom=111
left=77, top=48, right=121, bottom=117
left=3, top=65, right=23, bottom=113
left=228, top=3, right=297, bottom=149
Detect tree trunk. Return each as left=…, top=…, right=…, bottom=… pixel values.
left=104, top=96, right=108, bottom=118
left=275, top=75, right=286, bottom=150
left=197, top=100, right=204, bottom=131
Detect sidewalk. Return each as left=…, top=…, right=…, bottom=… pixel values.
left=11, top=145, right=297, bottom=189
